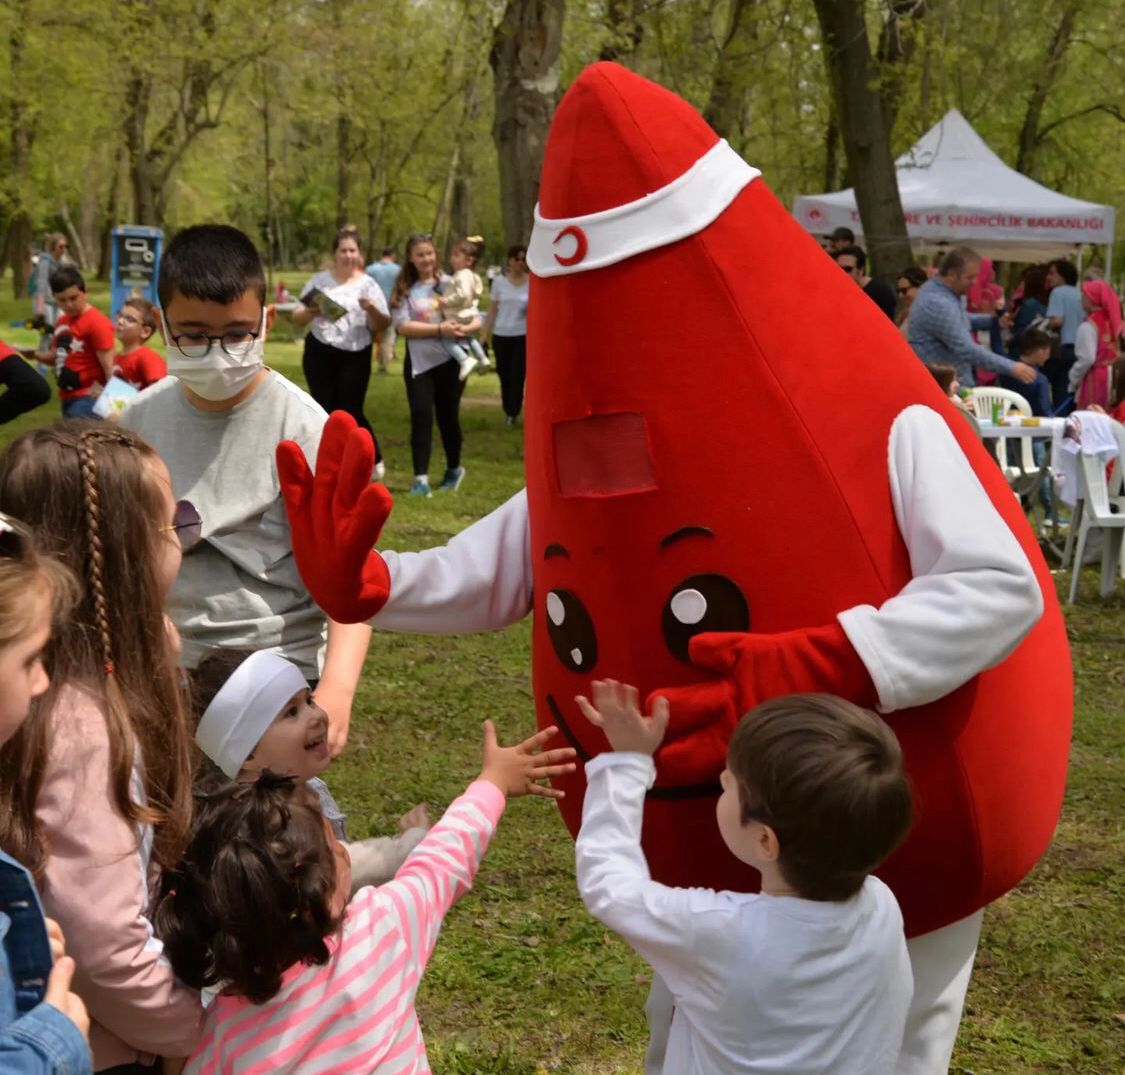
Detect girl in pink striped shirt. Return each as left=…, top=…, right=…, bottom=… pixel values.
left=154, top=721, right=575, bottom=1075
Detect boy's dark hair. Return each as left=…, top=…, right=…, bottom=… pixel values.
left=154, top=772, right=341, bottom=1005
left=381, top=245, right=397, bottom=258
left=1018, top=328, right=1052, bottom=356
left=726, top=694, right=912, bottom=902
left=833, top=244, right=866, bottom=271
left=122, top=296, right=157, bottom=340
left=157, top=224, right=266, bottom=308
left=1048, top=259, right=1078, bottom=286
left=927, top=363, right=957, bottom=395
left=830, top=226, right=854, bottom=244
left=48, top=264, right=85, bottom=295
left=506, top=243, right=527, bottom=261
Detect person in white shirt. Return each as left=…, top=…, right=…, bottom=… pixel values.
left=574, top=682, right=914, bottom=1075
left=483, top=244, right=530, bottom=426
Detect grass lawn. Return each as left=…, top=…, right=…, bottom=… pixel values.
left=1, top=281, right=1121, bottom=1073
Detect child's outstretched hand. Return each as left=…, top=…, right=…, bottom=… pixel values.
left=575, top=680, right=670, bottom=756
left=480, top=720, right=577, bottom=799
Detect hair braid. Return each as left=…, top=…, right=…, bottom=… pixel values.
left=78, top=428, right=130, bottom=679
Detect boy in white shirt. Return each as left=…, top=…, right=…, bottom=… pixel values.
left=575, top=683, right=914, bottom=1075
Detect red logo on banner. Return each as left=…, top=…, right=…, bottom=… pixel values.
left=554, top=226, right=588, bottom=266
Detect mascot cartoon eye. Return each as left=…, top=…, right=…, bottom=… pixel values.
left=545, top=590, right=598, bottom=673
left=662, top=574, right=750, bottom=662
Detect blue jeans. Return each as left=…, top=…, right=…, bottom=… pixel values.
left=0, top=851, right=91, bottom=1073
left=61, top=394, right=99, bottom=420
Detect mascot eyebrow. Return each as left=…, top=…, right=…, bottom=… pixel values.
left=660, top=526, right=715, bottom=550
left=544, top=543, right=570, bottom=560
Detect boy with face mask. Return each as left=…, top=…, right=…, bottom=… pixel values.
left=119, top=225, right=372, bottom=756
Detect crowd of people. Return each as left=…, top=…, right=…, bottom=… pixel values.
left=824, top=226, right=1123, bottom=419
left=2, top=226, right=532, bottom=506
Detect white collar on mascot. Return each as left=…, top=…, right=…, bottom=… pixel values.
left=527, top=139, right=759, bottom=278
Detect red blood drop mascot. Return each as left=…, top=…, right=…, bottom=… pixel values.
left=278, top=63, right=1072, bottom=1075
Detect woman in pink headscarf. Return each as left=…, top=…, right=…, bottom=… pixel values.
left=966, top=258, right=1005, bottom=382
left=1069, top=280, right=1123, bottom=409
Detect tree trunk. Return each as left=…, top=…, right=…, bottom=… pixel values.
left=875, top=0, right=927, bottom=136
left=703, top=0, right=760, bottom=146
left=823, top=104, right=842, bottom=191
left=811, top=0, right=912, bottom=280
left=490, top=0, right=565, bottom=249
left=6, top=3, right=34, bottom=298
left=1015, top=0, right=1081, bottom=177
left=336, top=110, right=351, bottom=229
left=99, top=146, right=124, bottom=280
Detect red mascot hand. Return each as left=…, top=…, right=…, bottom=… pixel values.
left=276, top=411, right=393, bottom=624
left=646, top=622, right=877, bottom=785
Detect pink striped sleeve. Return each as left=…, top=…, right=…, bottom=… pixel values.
left=382, top=780, right=505, bottom=971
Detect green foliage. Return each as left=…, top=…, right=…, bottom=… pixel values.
left=2, top=0, right=1123, bottom=276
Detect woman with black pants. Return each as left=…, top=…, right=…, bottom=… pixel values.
left=391, top=233, right=480, bottom=497
left=293, top=227, right=390, bottom=476
left=483, top=244, right=530, bottom=426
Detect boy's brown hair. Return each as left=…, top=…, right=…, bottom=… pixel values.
left=726, top=694, right=912, bottom=902
left=1018, top=327, right=1052, bottom=360
left=123, top=296, right=158, bottom=340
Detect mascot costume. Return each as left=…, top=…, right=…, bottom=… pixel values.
left=277, top=63, right=1072, bottom=1075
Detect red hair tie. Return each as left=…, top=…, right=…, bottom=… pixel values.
left=104, top=660, right=116, bottom=677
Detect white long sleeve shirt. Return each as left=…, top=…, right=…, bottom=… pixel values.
left=575, top=752, right=912, bottom=1074
left=373, top=406, right=1040, bottom=715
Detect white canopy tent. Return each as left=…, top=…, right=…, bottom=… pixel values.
left=793, top=110, right=1115, bottom=272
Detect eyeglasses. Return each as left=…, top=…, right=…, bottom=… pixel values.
left=167, top=326, right=261, bottom=360
left=160, top=500, right=203, bottom=552
left=0, top=512, right=31, bottom=559
left=839, top=262, right=859, bottom=273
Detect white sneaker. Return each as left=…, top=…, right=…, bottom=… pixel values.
left=373, top=460, right=386, bottom=481
left=477, top=353, right=491, bottom=370
left=458, top=354, right=477, bottom=381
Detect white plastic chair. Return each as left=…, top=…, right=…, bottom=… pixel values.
left=1060, top=417, right=1125, bottom=572
left=1067, top=449, right=1125, bottom=603
left=968, top=386, right=1035, bottom=483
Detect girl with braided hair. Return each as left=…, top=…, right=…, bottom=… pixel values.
left=0, top=421, right=205, bottom=1073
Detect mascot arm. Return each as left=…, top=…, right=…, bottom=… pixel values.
left=576, top=752, right=731, bottom=990
left=373, top=488, right=533, bottom=633
left=838, top=404, right=1043, bottom=713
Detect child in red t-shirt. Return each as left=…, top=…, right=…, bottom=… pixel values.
left=113, top=297, right=167, bottom=390
left=35, top=264, right=115, bottom=418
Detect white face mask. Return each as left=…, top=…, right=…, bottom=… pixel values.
left=162, top=308, right=266, bottom=401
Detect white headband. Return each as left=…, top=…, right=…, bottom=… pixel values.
left=527, top=140, right=760, bottom=278
left=195, top=651, right=309, bottom=778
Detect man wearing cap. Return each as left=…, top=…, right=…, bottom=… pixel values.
left=278, top=62, right=1071, bottom=1075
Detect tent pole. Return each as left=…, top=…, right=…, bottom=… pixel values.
left=1107, top=243, right=1113, bottom=283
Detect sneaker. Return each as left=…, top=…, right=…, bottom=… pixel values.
left=437, top=466, right=466, bottom=492
left=458, top=355, right=477, bottom=381
left=408, top=477, right=432, bottom=498
left=373, top=460, right=386, bottom=482
left=505, top=415, right=517, bottom=428
left=477, top=354, right=492, bottom=370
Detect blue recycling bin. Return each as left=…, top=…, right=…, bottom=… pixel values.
left=110, top=225, right=163, bottom=317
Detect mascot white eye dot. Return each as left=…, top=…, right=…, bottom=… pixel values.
left=670, top=589, right=707, bottom=625
left=570, top=648, right=583, bottom=666
left=547, top=592, right=566, bottom=626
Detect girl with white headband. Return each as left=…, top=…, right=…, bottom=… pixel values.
left=190, top=647, right=430, bottom=889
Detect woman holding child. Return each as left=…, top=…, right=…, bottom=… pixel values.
left=293, top=227, right=390, bottom=478
left=391, top=232, right=481, bottom=497
left=0, top=422, right=204, bottom=1072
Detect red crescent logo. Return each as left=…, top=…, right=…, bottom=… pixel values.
left=553, top=225, right=588, bottom=266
